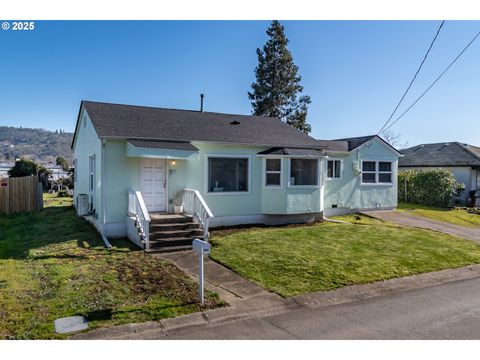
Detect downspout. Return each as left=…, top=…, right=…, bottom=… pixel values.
left=100, top=139, right=112, bottom=249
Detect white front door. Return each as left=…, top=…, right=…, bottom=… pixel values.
left=140, top=158, right=167, bottom=212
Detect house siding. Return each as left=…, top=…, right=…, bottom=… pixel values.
left=324, top=138, right=398, bottom=215
left=95, top=141, right=324, bottom=233
left=72, top=110, right=103, bottom=230
left=185, top=143, right=263, bottom=216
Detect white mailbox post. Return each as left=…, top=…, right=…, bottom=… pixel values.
left=192, top=238, right=211, bottom=305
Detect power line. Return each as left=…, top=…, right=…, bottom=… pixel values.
left=381, top=30, right=480, bottom=134
left=377, top=21, right=445, bottom=135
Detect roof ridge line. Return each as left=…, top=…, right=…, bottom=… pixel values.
left=457, top=142, right=480, bottom=161
left=81, top=99, right=276, bottom=120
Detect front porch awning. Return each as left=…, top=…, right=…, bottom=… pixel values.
left=126, top=139, right=199, bottom=159
left=257, top=147, right=326, bottom=158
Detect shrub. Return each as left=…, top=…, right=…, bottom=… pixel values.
left=8, top=159, right=38, bottom=177
left=398, top=168, right=465, bottom=207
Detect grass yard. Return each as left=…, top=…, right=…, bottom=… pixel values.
left=210, top=215, right=480, bottom=297
left=0, top=194, right=222, bottom=339
left=397, top=202, right=480, bottom=228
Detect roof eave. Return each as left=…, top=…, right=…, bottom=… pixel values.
left=99, top=136, right=323, bottom=150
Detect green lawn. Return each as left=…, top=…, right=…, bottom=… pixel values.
left=210, top=215, right=480, bottom=297
left=0, top=194, right=222, bottom=339
left=397, top=202, right=480, bottom=228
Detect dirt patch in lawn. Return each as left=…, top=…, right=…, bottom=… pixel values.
left=0, top=195, right=223, bottom=339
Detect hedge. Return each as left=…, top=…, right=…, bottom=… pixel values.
left=398, top=168, right=465, bottom=207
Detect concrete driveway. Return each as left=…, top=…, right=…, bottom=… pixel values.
left=362, top=210, right=480, bottom=242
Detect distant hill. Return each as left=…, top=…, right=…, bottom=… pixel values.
left=0, top=126, right=73, bottom=164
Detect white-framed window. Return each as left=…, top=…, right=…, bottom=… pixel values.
left=264, top=158, right=282, bottom=187
left=207, top=156, right=249, bottom=193
left=289, top=158, right=319, bottom=186
left=88, top=154, right=96, bottom=193
left=326, top=159, right=342, bottom=179
left=361, top=160, right=393, bottom=184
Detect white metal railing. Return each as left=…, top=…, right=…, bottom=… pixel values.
left=127, top=190, right=151, bottom=249
left=182, top=188, right=214, bottom=242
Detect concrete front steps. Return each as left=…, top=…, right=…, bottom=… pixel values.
left=145, top=213, right=203, bottom=253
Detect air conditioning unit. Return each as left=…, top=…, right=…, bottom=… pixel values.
left=76, top=194, right=89, bottom=216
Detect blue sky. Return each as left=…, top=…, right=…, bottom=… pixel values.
left=0, top=20, right=479, bottom=146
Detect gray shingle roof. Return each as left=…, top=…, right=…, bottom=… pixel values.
left=315, top=140, right=349, bottom=152
left=399, top=142, right=480, bottom=167
left=331, top=135, right=401, bottom=155
left=333, top=135, right=377, bottom=151
left=257, top=147, right=325, bottom=157
left=127, top=139, right=198, bottom=151
left=78, top=101, right=322, bottom=149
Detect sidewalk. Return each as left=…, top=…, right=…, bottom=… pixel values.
left=72, top=251, right=480, bottom=339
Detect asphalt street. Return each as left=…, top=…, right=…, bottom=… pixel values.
left=161, top=276, right=480, bottom=339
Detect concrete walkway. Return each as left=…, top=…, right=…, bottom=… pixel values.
left=153, top=251, right=296, bottom=314
left=362, top=210, right=480, bottom=242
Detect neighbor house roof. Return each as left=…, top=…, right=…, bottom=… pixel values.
left=257, top=147, right=325, bottom=157
left=399, top=142, right=480, bottom=167
left=73, top=101, right=323, bottom=149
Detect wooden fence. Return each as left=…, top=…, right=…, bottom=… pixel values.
left=0, top=176, right=44, bottom=215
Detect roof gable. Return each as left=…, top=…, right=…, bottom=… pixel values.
left=74, top=100, right=322, bottom=149
left=334, top=135, right=376, bottom=151
left=327, top=135, right=402, bottom=155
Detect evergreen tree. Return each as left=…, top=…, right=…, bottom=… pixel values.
left=8, top=159, right=38, bottom=177
left=56, top=156, right=69, bottom=171
left=248, top=20, right=312, bottom=134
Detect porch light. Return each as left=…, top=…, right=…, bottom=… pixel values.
left=171, top=160, right=176, bottom=166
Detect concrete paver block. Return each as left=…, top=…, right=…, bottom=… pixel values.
left=54, top=316, right=88, bottom=334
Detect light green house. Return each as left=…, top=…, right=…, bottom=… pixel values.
left=72, top=101, right=401, bottom=251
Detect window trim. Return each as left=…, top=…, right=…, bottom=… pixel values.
left=326, top=158, right=343, bottom=180
left=263, top=157, right=283, bottom=189
left=88, top=154, right=96, bottom=193
left=288, top=158, right=320, bottom=188
left=205, top=154, right=251, bottom=195
left=360, top=159, right=394, bottom=186
left=73, top=158, right=77, bottom=184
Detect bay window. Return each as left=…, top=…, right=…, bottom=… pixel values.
left=208, top=157, right=249, bottom=193
left=290, top=159, right=318, bottom=186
